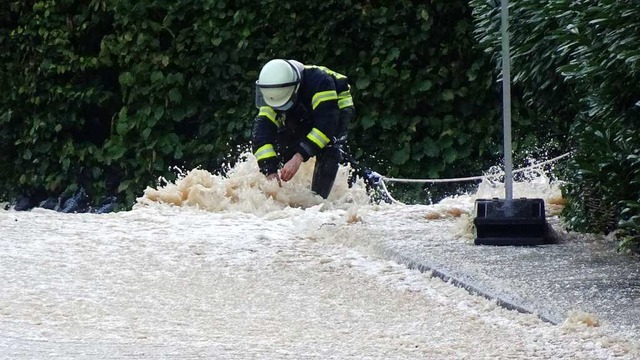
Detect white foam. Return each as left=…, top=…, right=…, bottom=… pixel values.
left=1, top=155, right=638, bottom=358
left=135, top=152, right=371, bottom=214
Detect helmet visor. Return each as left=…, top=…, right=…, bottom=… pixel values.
left=255, top=82, right=297, bottom=111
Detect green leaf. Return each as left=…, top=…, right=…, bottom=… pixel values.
left=442, top=147, right=457, bottom=164
left=35, top=142, right=52, bottom=153
left=154, top=106, right=164, bottom=121
left=91, top=166, right=102, bottom=179
left=415, top=80, right=432, bottom=92
left=428, top=165, right=442, bottom=179
left=142, top=128, right=152, bottom=140
left=361, top=115, right=376, bottom=130
left=388, top=47, right=400, bottom=61
left=391, top=143, right=411, bottom=165
left=420, top=9, right=430, bottom=22
left=168, top=88, right=182, bottom=103
left=151, top=71, right=164, bottom=83
left=424, top=141, right=439, bottom=157
left=107, top=145, right=127, bottom=160
left=441, top=89, right=454, bottom=101
left=141, top=105, right=152, bottom=117
left=118, top=180, right=132, bottom=193
left=356, top=77, right=371, bottom=89
left=381, top=66, right=398, bottom=77
left=116, top=120, right=129, bottom=135
left=172, top=108, right=187, bottom=122
left=118, top=72, right=134, bottom=86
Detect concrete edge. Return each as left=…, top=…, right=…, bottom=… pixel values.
left=382, top=248, right=561, bottom=325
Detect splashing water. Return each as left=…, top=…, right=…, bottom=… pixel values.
left=136, top=152, right=372, bottom=214
left=440, top=167, right=566, bottom=240
left=5, top=152, right=639, bottom=358
left=136, top=152, right=566, bottom=240
left=562, top=310, right=601, bottom=328
left=475, top=166, right=565, bottom=214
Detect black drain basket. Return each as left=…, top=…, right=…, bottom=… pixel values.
left=474, top=198, right=547, bottom=246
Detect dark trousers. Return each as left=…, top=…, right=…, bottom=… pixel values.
left=311, top=107, right=353, bottom=198
left=278, top=107, right=354, bottom=199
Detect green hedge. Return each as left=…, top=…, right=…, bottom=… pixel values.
left=0, top=1, right=121, bottom=203
left=471, top=0, right=577, bottom=152
left=5, top=0, right=634, bottom=249
left=471, top=0, right=640, bottom=251
left=2, top=0, right=517, bottom=207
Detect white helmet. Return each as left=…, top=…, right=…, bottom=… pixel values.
left=256, top=59, right=301, bottom=111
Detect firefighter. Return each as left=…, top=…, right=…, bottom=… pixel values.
left=252, top=59, right=355, bottom=199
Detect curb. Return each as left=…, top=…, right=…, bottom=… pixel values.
left=383, top=248, right=560, bottom=325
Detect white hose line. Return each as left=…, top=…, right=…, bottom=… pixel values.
left=375, top=151, right=573, bottom=204
left=381, top=151, right=573, bottom=184
left=378, top=178, right=404, bottom=205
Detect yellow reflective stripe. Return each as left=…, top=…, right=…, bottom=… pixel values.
left=255, top=144, right=277, bottom=161
left=311, top=90, right=338, bottom=110
left=337, top=89, right=353, bottom=108
left=258, top=106, right=278, bottom=126
left=338, top=95, right=353, bottom=109
left=305, top=65, right=346, bottom=79
left=306, top=128, right=330, bottom=149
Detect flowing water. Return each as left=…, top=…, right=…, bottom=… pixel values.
left=0, top=154, right=637, bottom=359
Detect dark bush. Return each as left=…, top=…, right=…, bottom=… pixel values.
left=471, top=0, right=640, bottom=251
left=2, top=0, right=512, bottom=208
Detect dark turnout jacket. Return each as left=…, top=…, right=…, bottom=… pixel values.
left=252, top=64, right=354, bottom=175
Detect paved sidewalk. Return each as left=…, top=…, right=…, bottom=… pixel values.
left=367, top=210, right=640, bottom=333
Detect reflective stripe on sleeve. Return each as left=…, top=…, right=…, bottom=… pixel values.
left=305, top=65, right=347, bottom=79
left=338, top=96, right=353, bottom=109
left=338, top=90, right=350, bottom=98
left=311, top=90, right=338, bottom=110
left=255, top=143, right=277, bottom=161
left=258, top=106, right=278, bottom=126
left=337, top=90, right=353, bottom=109
left=306, top=128, right=330, bottom=149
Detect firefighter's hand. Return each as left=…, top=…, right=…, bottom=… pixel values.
left=280, top=153, right=304, bottom=182
left=267, top=172, right=282, bottom=187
